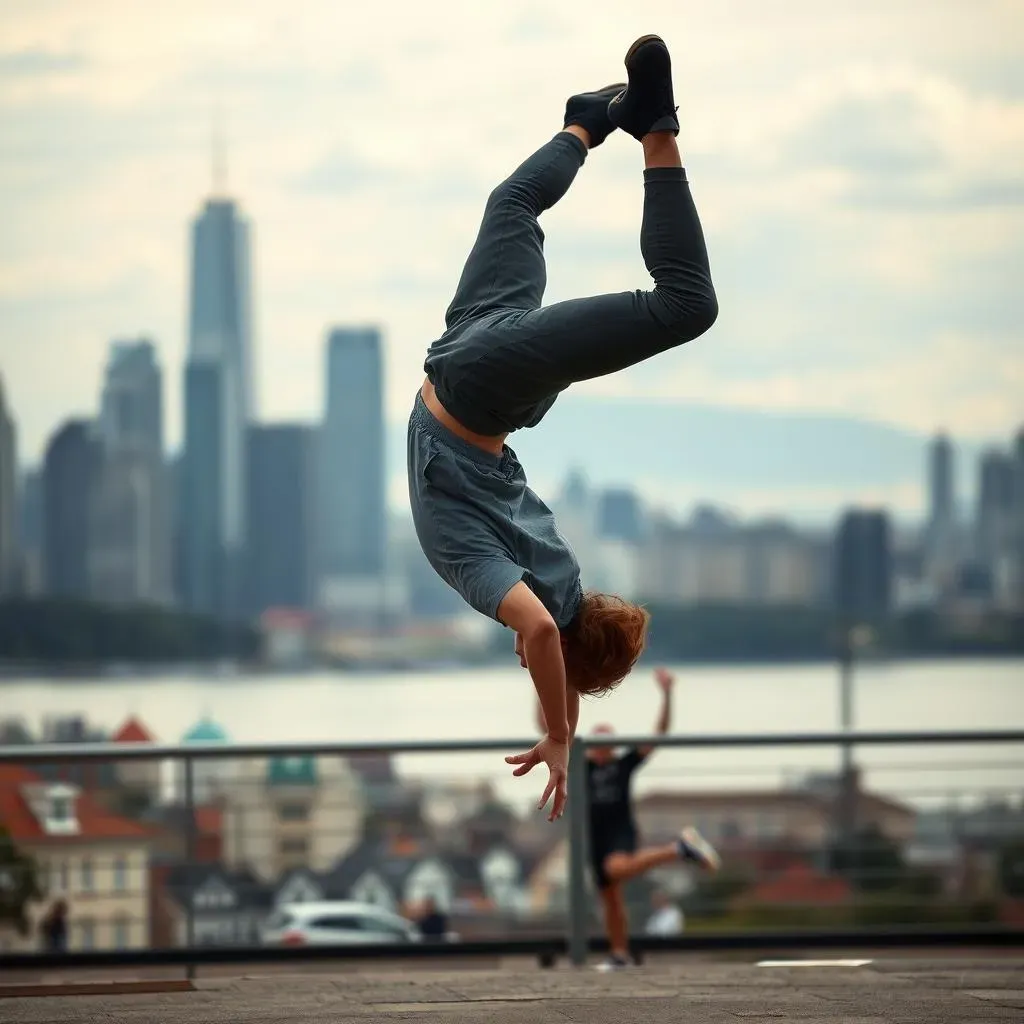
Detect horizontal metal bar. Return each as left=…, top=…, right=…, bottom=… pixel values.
left=2, top=729, right=1022, bottom=765
left=0, top=937, right=562, bottom=970
left=1, top=925, right=1020, bottom=972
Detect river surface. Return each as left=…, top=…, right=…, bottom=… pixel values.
left=2, top=658, right=1022, bottom=813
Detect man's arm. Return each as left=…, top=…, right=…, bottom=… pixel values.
left=499, top=582, right=568, bottom=741
left=637, top=667, right=674, bottom=759
left=537, top=689, right=579, bottom=741
left=499, top=582, right=570, bottom=820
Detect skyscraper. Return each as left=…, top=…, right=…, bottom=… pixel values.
left=318, top=327, right=385, bottom=615
left=597, top=488, right=644, bottom=543
left=43, top=420, right=102, bottom=599
left=833, top=509, right=892, bottom=622
left=975, top=449, right=1015, bottom=565
left=927, top=434, right=954, bottom=538
left=246, top=425, right=316, bottom=614
left=180, top=195, right=253, bottom=618
left=0, top=375, right=17, bottom=595
left=100, top=340, right=163, bottom=455
left=924, top=433, right=957, bottom=593
left=90, top=341, right=172, bottom=606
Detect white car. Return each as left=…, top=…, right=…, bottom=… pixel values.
left=260, top=901, right=422, bottom=947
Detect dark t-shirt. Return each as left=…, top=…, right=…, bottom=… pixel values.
left=407, top=393, right=583, bottom=628
left=586, top=747, right=646, bottom=838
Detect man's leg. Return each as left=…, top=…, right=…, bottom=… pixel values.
left=461, top=36, right=718, bottom=403
left=605, top=826, right=721, bottom=885
left=443, top=87, right=623, bottom=330
left=599, top=883, right=630, bottom=963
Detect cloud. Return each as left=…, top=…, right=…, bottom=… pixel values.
left=0, top=48, right=87, bottom=77
left=0, top=0, right=1022, bottom=497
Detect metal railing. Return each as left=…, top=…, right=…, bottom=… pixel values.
left=1, top=727, right=1023, bottom=974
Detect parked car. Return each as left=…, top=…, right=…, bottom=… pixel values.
left=260, top=901, right=422, bottom=947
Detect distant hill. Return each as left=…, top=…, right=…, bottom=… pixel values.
left=387, top=396, right=996, bottom=521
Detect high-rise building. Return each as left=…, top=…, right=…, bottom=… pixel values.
left=246, top=425, right=316, bottom=614
left=833, top=509, right=892, bottom=622
left=0, top=375, right=17, bottom=595
left=597, top=488, right=644, bottom=543
left=43, top=420, right=102, bottom=599
left=975, top=449, right=1015, bottom=564
left=180, top=196, right=253, bottom=619
left=924, top=433, right=958, bottom=594
left=90, top=341, right=172, bottom=606
left=927, top=434, right=954, bottom=538
left=100, top=340, right=163, bottom=455
left=318, top=326, right=385, bottom=616
left=17, top=468, right=43, bottom=595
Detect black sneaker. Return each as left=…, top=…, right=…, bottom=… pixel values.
left=564, top=83, right=627, bottom=148
left=607, top=34, right=679, bottom=141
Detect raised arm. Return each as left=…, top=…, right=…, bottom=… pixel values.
left=637, top=667, right=674, bottom=759
left=498, top=582, right=570, bottom=820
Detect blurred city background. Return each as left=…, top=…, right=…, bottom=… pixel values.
left=0, top=1, right=1021, bottom=962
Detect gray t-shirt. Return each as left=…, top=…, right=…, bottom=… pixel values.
left=407, top=393, right=583, bottom=629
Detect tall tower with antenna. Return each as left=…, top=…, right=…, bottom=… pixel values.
left=179, top=113, right=254, bottom=617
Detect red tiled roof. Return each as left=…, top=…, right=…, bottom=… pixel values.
left=740, top=863, right=851, bottom=907
left=0, top=764, right=154, bottom=844
left=195, top=805, right=222, bottom=836
left=112, top=716, right=155, bottom=743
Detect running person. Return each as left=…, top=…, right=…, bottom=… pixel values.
left=537, top=668, right=721, bottom=970
left=408, top=35, right=718, bottom=819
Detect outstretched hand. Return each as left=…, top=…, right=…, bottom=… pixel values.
left=655, top=666, right=675, bottom=692
left=506, top=734, right=569, bottom=822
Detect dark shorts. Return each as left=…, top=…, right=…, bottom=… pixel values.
left=590, top=823, right=638, bottom=890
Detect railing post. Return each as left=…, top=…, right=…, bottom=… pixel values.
left=184, top=755, right=197, bottom=981
left=566, top=736, right=588, bottom=967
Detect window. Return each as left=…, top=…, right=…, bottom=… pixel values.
left=113, top=856, right=128, bottom=892
left=113, top=917, right=130, bottom=949
left=58, top=861, right=68, bottom=892
left=80, top=857, right=94, bottom=893
left=279, top=838, right=309, bottom=856
left=50, top=796, right=70, bottom=822
left=312, top=915, right=362, bottom=931
left=278, top=802, right=310, bottom=822
left=78, top=918, right=95, bottom=951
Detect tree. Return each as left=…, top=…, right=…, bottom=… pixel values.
left=828, top=824, right=905, bottom=892
left=0, top=827, right=43, bottom=937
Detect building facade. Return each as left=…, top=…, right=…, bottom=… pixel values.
left=0, top=374, right=17, bottom=595
left=42, top=420, right=102, bottom=599
left=246, top=424, right=315, bottom=614
left=0, top=765, right=152, bottom=952
left=317, top=326, right=386, bottom=620
left=180, top=197, right=253, bottom=618
left=833, top=508, right=892, bottom=622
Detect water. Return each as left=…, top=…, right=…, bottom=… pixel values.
left=2, top=658, right=1022, bottom=813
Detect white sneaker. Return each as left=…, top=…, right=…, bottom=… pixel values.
left=594, top=954, right=632, bottom=972
left=678, top=825, right=721, bottom=872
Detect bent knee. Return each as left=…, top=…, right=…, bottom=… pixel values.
left=671, top=289, right=718, bottom=341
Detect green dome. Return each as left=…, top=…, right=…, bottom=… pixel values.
left=182, top=717, right=228, bottom=743
left=267, top=755, right=317, bottom=786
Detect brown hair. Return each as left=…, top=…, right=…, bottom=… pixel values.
left=561, top=592, right=650, bottom=697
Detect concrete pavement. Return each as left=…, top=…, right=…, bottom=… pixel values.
left=3, top=955, right=1024, bottom=1022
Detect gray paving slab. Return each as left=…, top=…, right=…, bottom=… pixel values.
left=1, top=956, right=1023, bottom=1023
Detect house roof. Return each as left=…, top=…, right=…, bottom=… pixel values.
left=182, top=717, right=228, bottom=743
left=739, top=863, right=852, bottom=907
left=164, top=862, right=273, bottom=911
left=112, top=716, right=155, bottom=743
left=0, top=764, right=154, bottom=844
left=636, top=787, right=914, bottom=819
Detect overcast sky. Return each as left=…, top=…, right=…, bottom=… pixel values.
left=2, top=1, right=1022, bottom=489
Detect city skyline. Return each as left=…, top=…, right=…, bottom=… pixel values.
left=2, top=1, right=1022, bottom=496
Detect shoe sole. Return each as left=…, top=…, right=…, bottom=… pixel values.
left=680, top=826, right=721, bottom=873
left=624, top=33, right=666, bottom=66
